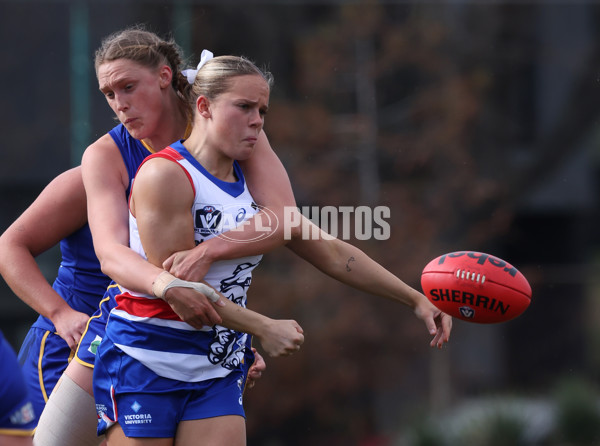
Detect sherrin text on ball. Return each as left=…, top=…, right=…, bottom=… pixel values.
left=421, top=251, right=532, bottom=324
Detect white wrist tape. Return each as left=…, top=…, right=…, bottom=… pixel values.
left=152, top=271, right=221, bottom=303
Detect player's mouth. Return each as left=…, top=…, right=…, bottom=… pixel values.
left=123, top=118, right=137, bottom=126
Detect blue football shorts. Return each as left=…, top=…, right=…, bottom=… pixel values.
left=17, top=327, right=73, bottom=426
left=17, top=279, right=105, bottom=425
left=93, top=335, right=255, bottom=438
left=75, top=283, right=120, bottom=368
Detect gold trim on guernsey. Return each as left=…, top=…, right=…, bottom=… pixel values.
left=140, top=120, right=193, bottom=153
left=0, top=428, right=35, bottom=436
left=74, top=295, right=111, bottom=369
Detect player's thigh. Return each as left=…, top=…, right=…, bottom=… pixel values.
left=105, top=423, right=172, bottom=446
left=175, top=415, right=245, bottom=446
left=64, top=356, right=95, bottom=395
left=0, top=433, right=33, bottom=446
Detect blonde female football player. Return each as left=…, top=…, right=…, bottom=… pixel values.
left=2, top=28, right=296, bottom=446
left=30, top=26, right=451, bottom=446
left=93, top=54, right=281, bottom=444
left=94, top=50, right=451, bottom=445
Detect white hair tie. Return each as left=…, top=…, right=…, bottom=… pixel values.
left=182, top=49, right=214, bottom=85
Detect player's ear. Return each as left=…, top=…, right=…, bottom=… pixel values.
left=158, top=65, right=172, bottom=89
left=196, top=96, right=211, bottom=118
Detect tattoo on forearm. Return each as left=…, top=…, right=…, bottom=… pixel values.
left=346, top=256, right=355, bottom=272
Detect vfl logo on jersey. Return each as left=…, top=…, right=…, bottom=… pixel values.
left=195, top=205, right=223, bottom=236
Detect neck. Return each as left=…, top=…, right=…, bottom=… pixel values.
left=183, top=131, right=235, bottom=182
left=142, top=100, right=189, bottom=152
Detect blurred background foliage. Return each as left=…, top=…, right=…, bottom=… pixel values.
left=2, top=1, right=600, bottom=444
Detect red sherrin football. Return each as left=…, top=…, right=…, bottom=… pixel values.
left=421, top=251, right=531, bottom=324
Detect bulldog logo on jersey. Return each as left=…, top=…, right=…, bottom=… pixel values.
left=195, top=205, right=223, bottom=236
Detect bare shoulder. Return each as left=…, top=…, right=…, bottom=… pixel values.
left=81, top=133, right=128, bottom=189
left=135, top=157, right=191, bottom=198
left=137, top=156, right=188, bottom=186
left=81, top=133, right=121, bottom=168
left=131, top=157, right=193, bottom=215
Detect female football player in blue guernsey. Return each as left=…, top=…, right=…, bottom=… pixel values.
left=0, top=28, right=297, bottom=446
left=5, top=26, right=450, bottom=445
left=93, top=55, right=281, bottom=444
left=93, top=51, right=451, bottom=445
left=0, top=329, right=35, bottom=446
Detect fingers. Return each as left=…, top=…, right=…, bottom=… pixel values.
left=248, top=367, right=263, bottom=380
left=424, top=316, right=438, bottom=337
left=264, top=333, right=304, bottom=358
left=442, top=313, right=453, bottom=341
left=428, top=313, right=452, bottom=349
left=185, top=319, right=206, bottom=330
left=248, top=365, right=264, bottom=377
left=430, top=328, right=444, bottom=349
left=274, top=342, right=302, bottom=357
left=294, top=321, right=304, bottom=334
left=247, top=353, right=266, bottom=388
left=251, top=348, right=267, bottom=373
left=206, top=304, right=223, bottom=325
left=62, top=329, right=83, bottom=351
left=294, top=329, right=305, bottom=345
left=247, top=367, right=262, bottom=389
left=290, top=331, right=304, bottom=354
left=173, top=304, right=222, bottom=330
left=280, top=345, right=301, bottom=356
left=162, top=255, right=174, bottom=271
left=58, top=325, right=86, bottom=351
left=430, top=329, right=444, bottom=349
left=246, top=374, right=259, bottom=389
left=66, top=336, right=78, bottom=351
left=293, top=327, right=305, bottom=351
left=422, top=313, right=443, bottom=348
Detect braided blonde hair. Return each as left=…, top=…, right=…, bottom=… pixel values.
left=94, top=26, right=193, bottom=118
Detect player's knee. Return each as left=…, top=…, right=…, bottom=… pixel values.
left=33, top=375, right=101, bottom=446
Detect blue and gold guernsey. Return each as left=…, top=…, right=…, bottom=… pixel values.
left=94, top=141, right=261, bottom=437
left=17, top=123, right=154, bottom=425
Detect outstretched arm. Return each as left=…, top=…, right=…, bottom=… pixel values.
left=160, top=133, right=451, bottom=347
left=0, top=168, right=90, bottom=349
left=286, top=218, right=452, bottom=348
left=131, top=156, right=304, bottom=357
